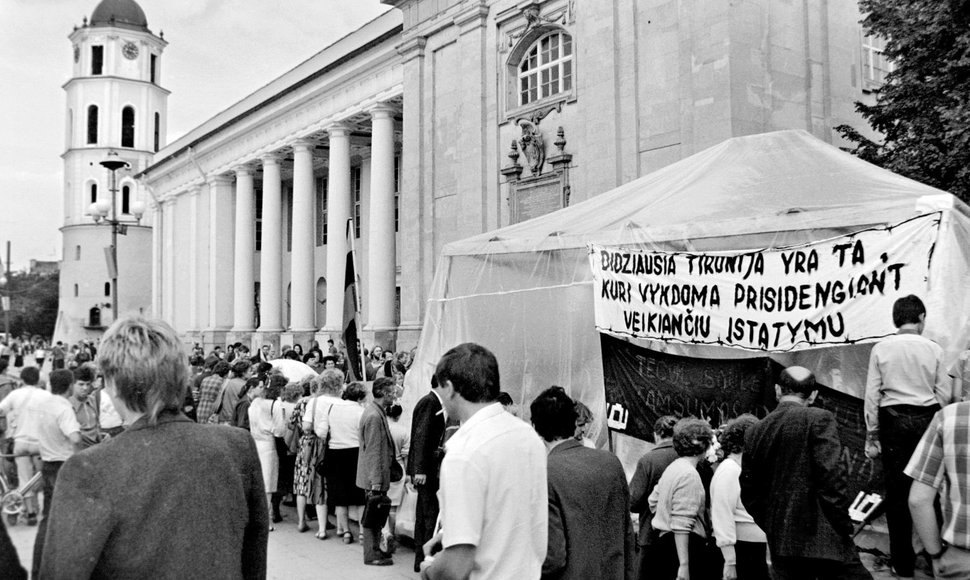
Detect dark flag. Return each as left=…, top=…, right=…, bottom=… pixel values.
left=342, top=219, right=365, bottom=381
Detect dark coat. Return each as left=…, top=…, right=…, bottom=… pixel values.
left=628, top=440, right=679, bottom=546
left=542, top=439, right=636, bottom=580
left=740, top=401, right=856, bottom=562
left=356, top=401, right=395, bottom=492
left=40, top=412, right=268, bottom=580
left=406, top=391, right=445, bottom=488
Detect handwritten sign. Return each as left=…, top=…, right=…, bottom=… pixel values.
left=589, top=213, right=941, bottom=352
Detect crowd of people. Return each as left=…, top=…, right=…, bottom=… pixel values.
left=1, top=292, right=969, bottom=580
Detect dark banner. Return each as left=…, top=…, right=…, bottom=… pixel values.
left=601, top=334, right=881, bottom=496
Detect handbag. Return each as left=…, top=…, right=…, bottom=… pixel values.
left=283, top=405, right=300, bottom=455
left=314, top=402, right=333, bottom=477
left=362, top=492, right=392, bottom=528
left=390, top=457, right=404, bottom=483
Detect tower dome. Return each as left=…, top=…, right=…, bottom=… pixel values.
left=89, top=0, right=148, bottom=31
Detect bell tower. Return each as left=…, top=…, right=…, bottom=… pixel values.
left=55, top=0, right=168, bottom=344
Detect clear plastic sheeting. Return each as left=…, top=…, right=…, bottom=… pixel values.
left=401, top=130, right=970, bottom=444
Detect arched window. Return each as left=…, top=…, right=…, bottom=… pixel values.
left=87, top=105, right=99, bottom=144
left=75, top=245, right=81, bottom=260
left=88, top=307, right=101, bottom=328
left=121, top=106, right=135, bottom=148
left=74, top=284, right=79, bottom=297
left=122, top=185, right=131, bottom=214
left=105, top=282, right=111, bottom=297
left=517, top=31, right=573, bottom=106
left=89, top=182, right=98, bottom=205
left=154, top=112, right=160, bottom=152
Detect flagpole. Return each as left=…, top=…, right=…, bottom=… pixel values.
left=347, top=218, right=367, bottom=380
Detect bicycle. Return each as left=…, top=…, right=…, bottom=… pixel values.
left=0, top=452, right=43, bottom=525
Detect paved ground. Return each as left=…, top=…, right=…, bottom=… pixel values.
left=7, top=504, right=421, bottom=579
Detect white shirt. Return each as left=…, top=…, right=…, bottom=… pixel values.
left=710, top=457, right=766, bottom=564
left=271, top=399, right=296, bottom=438
left=0, top=385, right=49, bottom=443
left=305, top=395, right=363, bottom=449
left=99, top=391, right=124, bottom=429
left=32, top=394, right=81, bottom=462
left=864, top=331, right=950, bottom=433
left=439, top=403, right=547, bottom=580
left=248, top=398, right=276, bottom=445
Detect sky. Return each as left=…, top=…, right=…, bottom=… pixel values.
left=0, top=0, right=391, bottom=271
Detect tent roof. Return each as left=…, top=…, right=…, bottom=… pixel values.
left=446, top=130, right=961, bottom=256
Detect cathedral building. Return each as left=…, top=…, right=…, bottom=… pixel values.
left=137, top=0, right=884, bottom=352
left=54, top=0, right=165, bottom=344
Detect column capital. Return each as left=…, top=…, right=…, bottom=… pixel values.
left=368, top=103, right=398, bottom=119
left=233, top=165, right=253, bottom=177
left=261, top=152, right=282, bottom=165
left=397, top=36, right=427, bottom=63
left=326, top=123, right=353, bottom=138
left=291, top=139, right=316, bottom=152
left=186, top=184, right=201, bottom=197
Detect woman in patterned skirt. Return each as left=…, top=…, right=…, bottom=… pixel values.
left=291, top=375, right=325, bottom=534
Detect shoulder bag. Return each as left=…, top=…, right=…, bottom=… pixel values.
left=314, top=402, right=333, bottom=477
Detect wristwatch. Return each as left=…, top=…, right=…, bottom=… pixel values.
left=926, top=542, right=948, bottom=560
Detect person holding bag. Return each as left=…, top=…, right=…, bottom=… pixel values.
left=357, top=377, right=401, bottom=566
left=291, top=376, right=325, bottom=534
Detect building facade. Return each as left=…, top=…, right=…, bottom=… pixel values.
left=143, top=0, right=884, bottom=353
left=54, top=0, right=165, bottom=344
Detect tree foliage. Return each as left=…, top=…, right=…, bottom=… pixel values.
left=1, top=270, right=59, bottom=340
left=835, top=0, right=970, bottom=203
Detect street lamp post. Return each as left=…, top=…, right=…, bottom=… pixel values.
left=89, top=151, right=145, bottom=323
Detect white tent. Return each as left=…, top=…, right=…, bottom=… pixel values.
left=402, top=130, right=970, bottom=444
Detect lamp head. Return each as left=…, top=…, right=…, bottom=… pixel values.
left=96, top=200, right=111, bottom=217
left=88, top=202, right=103, bottom=222
left=99, top=150, right=129, bottom=172
left=131, top=200, right=146, bottom=221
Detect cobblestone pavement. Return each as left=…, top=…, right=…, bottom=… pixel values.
left=7, top=504, right=420, bottom=580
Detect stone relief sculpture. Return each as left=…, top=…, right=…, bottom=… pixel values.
left=517, top=120, right=545, bottom=175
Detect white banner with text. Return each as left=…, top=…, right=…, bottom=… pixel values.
left=589, top=213, right=941, bottom=352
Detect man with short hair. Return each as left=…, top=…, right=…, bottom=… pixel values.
left=0, top=366, right=46, bottom=524
left=629, top=415, right=680, bottom=579
left=408, top=375, right=448, bottom=572
left=906, top=400, right=970, bottom=578
left=531, top=386, right=634, bottom=580
left=357, top=377, right=398, bottom=566
left=196, top=361, right=231, bottom=424
left=70, top=363, right=101, bottom=448
left=421, top=343, right=547, bottom=580
left=864, top=294, right=950, bottom=579
left=29, top=368, right=82, bottom=579
left=51, top=341, right=66, bottom=370
left=741, top=366, right=871, bottom=579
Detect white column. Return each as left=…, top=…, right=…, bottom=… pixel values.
left=208, top=175, right=235, bottom=330
left=232, top=167, right=255, bottom=331
left=163, top=197, right=176, bottom=323
left=188, top=185, right=200, bottom=330
left=151, top=201, right=161, bottom=316
left=290, top=140, right=316, bottom=332
left=324, top=124, right=352, bottom=332
left=367, top=105, right=397, bottom=330
left=259, top=154, right=284, bottom=331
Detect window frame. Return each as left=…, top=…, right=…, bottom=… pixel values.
left=91, top=45, right=104, bottom=75
left=87, top=105, right=99, bottom=145
left=505, top=27, right=576, bottom=119
left=862, top=33, right=895, bottom=91
left=121, top=106, right=135, bottom=148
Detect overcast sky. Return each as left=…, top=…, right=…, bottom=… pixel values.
left=0, top=0, right=391, bottom=271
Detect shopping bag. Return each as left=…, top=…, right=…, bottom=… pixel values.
left=395, top=483, right=417, bottom=539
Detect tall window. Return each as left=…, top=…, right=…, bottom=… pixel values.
left=316, top=176, right=329, bottom=246
left=154, top=112, right=160, bottom=152
left=518, top=32, right=573, bottom=106
left=121, top=185, right=131, bottom=214
left=104, top=282, right=111, bottom=297
left=87, top=105, right=99, bottom=144
left=394, top=155, right=401, bottom=233
left=352, top=166, right=362, bottom=238
left=75, top=245, right=81, bottom=260
left=121, top=106, right=135, bottom=148
left=863, top=35, right=894, bottom=87
left=73, top=284, right=78, bottom=297
left=89, top=182, right=98, bottom=204
left=150, top=54, right=157, bottom=84
left=91, top=46, right=103, bottom=75
left=255, top=188, right=263, bottom=252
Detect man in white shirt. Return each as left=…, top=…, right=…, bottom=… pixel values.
left=30, top=368, right=82, bottom=579
left=864, top=295, right=950, bottom=579
left=0, top=366, right=46, bottom=524
left=421, top=343, right=547, bottom=580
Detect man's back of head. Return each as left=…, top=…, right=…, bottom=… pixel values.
left=777, top=366, right=816, bottom=399
left=435, top=342, right=499, bottom=404
left=892, top=294, right=926, bottom=328
left=49, top=369, right=75, bottom=396
left=20, top=366, right=40, bottom=386
left=530, top=386, right=577, bottom=443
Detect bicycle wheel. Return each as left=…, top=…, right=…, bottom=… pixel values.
left=1, top=490, right=24, bottom=515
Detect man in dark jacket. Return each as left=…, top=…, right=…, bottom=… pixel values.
left=628, top=415, right=679, bottom=580
left=740, top=366, right=871, bottom=579
left=407, top=375, right=447, bottom=572
left=532, top=386, right=635, bottom=580
left=357, top=377, right=398, bottom=566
